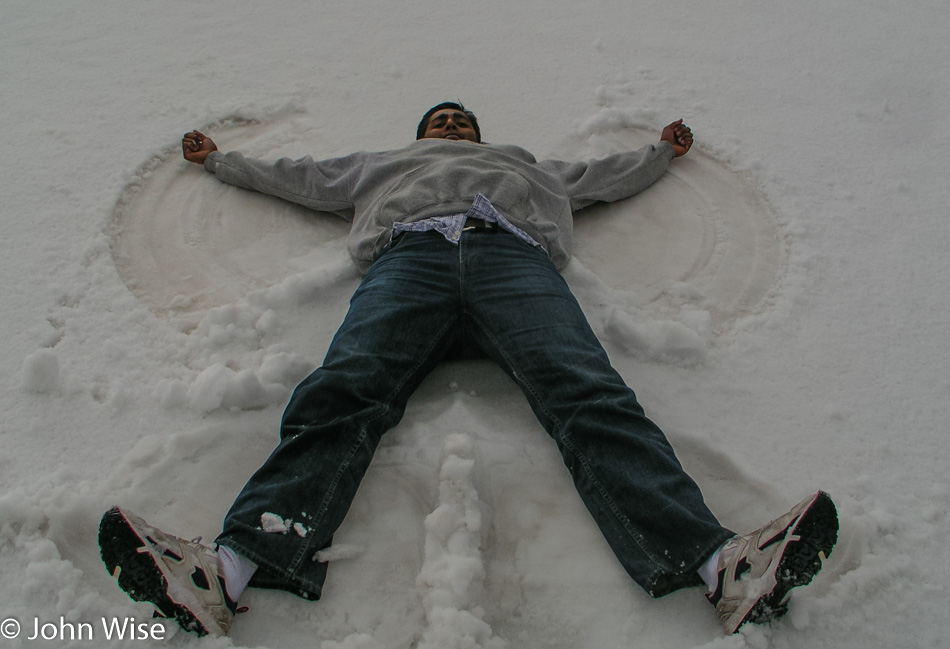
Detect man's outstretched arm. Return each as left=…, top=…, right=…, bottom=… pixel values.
left=178, top=129, right=358, bottom=217
left=542, top=119, right=692, bottom=211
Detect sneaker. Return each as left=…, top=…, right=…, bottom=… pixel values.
left=707, top=491, right=839, bottom=634
left=98, top=506, right=237, bottom=636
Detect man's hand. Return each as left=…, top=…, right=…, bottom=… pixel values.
left=660, top=119, right=693, bottom=158
left=182, top=130, right=218, bottom=165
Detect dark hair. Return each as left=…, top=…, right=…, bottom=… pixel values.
left=416, top=102, right=481, bottom=142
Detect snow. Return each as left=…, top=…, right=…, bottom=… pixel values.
left=1, top=1, right=948, bottom=647
left=259, top=513, right=291, bottom=535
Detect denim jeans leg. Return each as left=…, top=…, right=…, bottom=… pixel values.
left=215, top=232, right=462, bottom=598
left=460, top=233, right=734, bottom=597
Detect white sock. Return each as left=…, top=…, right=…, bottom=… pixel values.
left=216, top=545, right=258, bottom=602
left=698, top=539, right=736, bottom=594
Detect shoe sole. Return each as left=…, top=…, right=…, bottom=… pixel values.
left=741, top=491, right=839, bottom=627
left=98, top=507, right=210, bottom=636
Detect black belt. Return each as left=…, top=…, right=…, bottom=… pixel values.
left=462, top=217, right=499, bottom=233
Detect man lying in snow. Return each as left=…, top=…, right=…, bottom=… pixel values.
left=98, top=102, right=838, bottom=637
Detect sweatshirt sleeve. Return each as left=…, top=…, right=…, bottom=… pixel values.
left=538, top=141, right=675, bottom=212
left=203, top=150, right=361, bottom=220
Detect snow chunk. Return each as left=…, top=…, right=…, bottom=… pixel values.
left=187, top=364, right=233, bottom=412
left=258, top=350, right=314, bottom=386
left=604, top=308, right=708, bottom=367
left=321, top=633, right=384, bottom=649
left=187, top=363, right=271, bottom=412
left=255, top=308, right=280, bottom=334
left=157, top=378, right=188, bottom=408
left=21, top=350, right=61, bottom=393
left=260, top=512, right=291, bottom=534
left=416, top=433, right=506, bottom=649
left=166, top=346, right=312, bottom=413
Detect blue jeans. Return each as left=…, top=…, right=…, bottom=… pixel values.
left=216, top=230, right=733, bottom=599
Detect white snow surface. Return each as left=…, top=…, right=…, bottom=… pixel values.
left=2, top=1, right=948, bottom=647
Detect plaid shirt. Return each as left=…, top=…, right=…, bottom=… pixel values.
left=392, top=193, right=545, bottom=251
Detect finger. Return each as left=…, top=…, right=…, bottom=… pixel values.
left=183, top=134, right=204, bottom=151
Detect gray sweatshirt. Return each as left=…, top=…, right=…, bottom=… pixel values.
left=204, top=138, right=675, bottom=273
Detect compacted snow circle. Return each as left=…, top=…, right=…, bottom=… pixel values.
left=110, top=118, right=785, bottom=337
left=560, top=127, right=786, bottom=336
left=110, top=118, right=352, bottom=319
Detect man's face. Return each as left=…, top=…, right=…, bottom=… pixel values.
left=421, top=109, right=479, bottom=143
